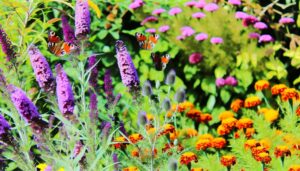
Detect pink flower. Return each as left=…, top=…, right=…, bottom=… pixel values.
left=254, top=22, right=268, bottom=30
left=216, top=78, right=225, bottom=88
left=210, top=37, right=223, bottom=44
left=279, top=17, right=295, bottom=24
left=169, top=7, right=182, bottom=16
left=140, top=16, right=158, bottom=25
left=235, top=11, right=248, bottom=19
left=248, top=32, right=260, bottom=39
left=259, top=34, right=273, bottom=43
left=192, top=12, right=206, bottom=19
left=146, top=28, right=156, bottom=33
left=195, top=33, right=208, bottom=41
left=189, top=53, right=203, bottom=64
left=195, top=0, right=206, bottom=8
left=129, top=0, right=144, bottom=10
left=152, top=8, right=166, bottom=15
left=242, top=15, right=258, bottom=27
left=224, top=76, right=238, bottom=86
left=204, top=3, right=219, bottom=12
left=158, top=25, right=170, bottom=33
left=228, top=0, right=241, bottom=5
left=181, top=26, right=195, bottom=37
left=176, top=35, right=185, bottom=41
left=185, top=1, right=197, bottom=7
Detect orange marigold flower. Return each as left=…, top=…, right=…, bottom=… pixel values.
left=182, top=128, right=198, bottom=138
left=146, top=114, right=154, bottom=121
left=191, top=168, right=203, bottom=171
left=197, top=113, right=212, bottom=123
left=162, top=143, right=184, bottom=155
left=186, top=109, right=202, bottom=119
left=288, top=165, right=300, bottom=171
left=217, top=125, right=231, bottom=136
left=296, top=105, right=300, bottom=117
left=123, top=166, right=138, bottom=171
left=264, top=109, right=279, bottom=122
left=179, top=152, right=198, bottom=165
left=259, top=139, right=271, bottom=150
left=236, top=118, right=253, bottom=129
left=257, top=108, right=269, bottom=114
left=280, top=88, right=299, bottom=101
left=196, top=139, right=211, bottom=150
left=222, top=117, right=237, bottom=129
left=234, top=131, right=240, bottom=139
left=131, top=149, right=139, bottom=157
left=220, top=155, right=236, bottom=167
left=251, top=146, right=268, bottom=157
left=212, top=137, right=227, bottom=149
left=274, top=145, right=291, bottom=158
left=245, top=128, right=255, bottom=138
left=271, top=84, right=287, bottom=95
left=170, top=130, right=180, bottom=141
left=160, top=124, right=175, bottom=135
left=173, top=101, right=194, bottom=112
left=199, top=133, right=214, bottom=140
left=255, top=152, right=272, bottom=164
left=219, top=111, right=235, bottom=121
left=230, top=99, right=244, bottom=112
left=244, top=139, right=259, bottom=150
left=255, top=80, right=270, bottom=91
left=244, top=96, right=261, bottom=108
left=129, top=133, right=143, bottom=144
left=113, top=136, right=128, bottom=149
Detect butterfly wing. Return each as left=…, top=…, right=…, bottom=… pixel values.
left=161, top=54, right=170, bottom=70
left=151, top=52, right=163, bottom=70
left=48, top=30, right=77, bottom=56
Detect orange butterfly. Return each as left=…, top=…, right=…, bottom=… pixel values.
left=135, top=32, right=159, bottom=50
left=48, top=30, right=77, bottom=56
left=151, top=52, right=170, bottom=71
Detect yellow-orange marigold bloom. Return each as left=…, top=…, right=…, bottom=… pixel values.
left=288, top=165, right=300, bottom=171
left=212, top=137, right=227, bottom=149
left=251, top=146, right=268, bottom=157
left=196, top=139, right=211, bottom=150
left=280, top=88, right=299, bottom=101
left=257, top=108, right=269, bottom=114
left=230, top=99, right=244, bottom=112
left=244, top=96, right=261, bottom=108
left=179, top=152, right=198, bottom=165
left=220, top=155, right=236, bottom=167
left=244, top=139, right=259, bottom=150
left=296, top=105, right=300, bottom=117
left=182, top=128, right=198, bottom=138
left=186, top=108, right=202, bottom=119
left=236, top=118, right=253, bottom=129
left=199, top=133, right=214, bottom=140
left=131, top=149, right=139, bottom=157
left=113, top=136, right=128, bottom=149
left=146, top=114, right=154, bottom=121
left=271, top=84, right=287, bottom=95
left=245, top=128, right=255, bottom=138
left=191, top=168, right=203, bottom=171
left=255, top=152, right=272, bottom=164
left=219, top=111, right=235, bottom=121
left=162, top=143, right=184, bottom=155
left=198, top=113, right=212, bottom=123
left=170, top=130, right=180, bottom=141
left=222, top=117, right=237, bottom=129
left=259, top=139, right=271, bottom=150
left=173, top=101, right=194, bottom=112
left=255, top=80, right=270, bottom=91
left=123, top=166, right=139, bottom=171
left=217, top=125, right=231, bottom=136
left=129, top=134, right=143, bottom=144
left=274, top=145, right=291, bottom=158
left=263, top=109, right=279, bottom=122
left=160, top=124, right=175, bottom=135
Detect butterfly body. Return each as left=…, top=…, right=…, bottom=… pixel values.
left=151, top=53, right=170, bottom=71
left=48, top=30, right=77, bottom=56
left=135, top=32, right=159, bottom=50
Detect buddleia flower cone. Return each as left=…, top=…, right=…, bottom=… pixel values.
left=88, top=55, right=99, bottom=90
left=75, top=0, right=91, bottom=39
left=62, top=15, right=76, bottom=44
left=104, top=69, right=115, bottom=106
left=28, top=45, right=55, bottom=93
left=0, top=25, right=16, bottom=62
left=0, top=114, right=13, bottom=146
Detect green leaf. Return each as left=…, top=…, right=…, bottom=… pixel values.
left=184, top=65, right=197, bottom=81
left=98, top=30, right=108, bottom=39
left=201, top=78, right=217, bottom=95
left=214, top=66, right=226, bottom=78
left=206, top=95, right=216, bottom=111
left=235, top=70, right=253, bottom=90
left=220, top=89, right=231, bottom=104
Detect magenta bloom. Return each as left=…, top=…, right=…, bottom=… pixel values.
left=235, top=11, right=248, bottom=19
left=192, top=12, right=206, bottom=19
left=89, top=92, right=98, bottom=123
left=61, top=15, right=76, bottom=43
left=152, top=8, right=166, bottom=15
left=56, top=64, right=75, bottom=119
left=181, top=26, right=195, bottom=37
left=115, top=40, right=140, bottom=92
left=185, top=1, right=197, bottom=7
left=195, top=33, right=208, bottom=41
left=158, top=25, right=170, bottom=33
left=129, top=0, right=144, bottom=10
left=176, top=35, right=185, bottom=40
left=259, top=34, right=273, bottom=43
left=75, top=0, right=90, bottom=39
left=279, top=17, right=295, bottom=24
left=0, top=114, right=11, bottom=137
left=254, top=22, right=268, bottom=30
left=88, top=55, right=99, bottom=90
left=216, top=78, right=225, bottom=88
left=0, top=25, right=16, bottom=62
left=228, top=0, right=241, bottom=5
left=189, top=53, right=203, bottom=64
left=224, top=76, right=238, bottom=86
left=242, top=15, right=258, bottom=27
left=204, top=3, right=219, bottom=12
left=210, top=37, right=223, bottom=44
left=28, top=45, right=55, bottom=93
left=169, top=7, right=182, bottom=16
left=195, top=0, right=206, bottom=8
left=248, top=32, right=260, bottom=39
left=141, top=16, right=158, bottom=25
left=146, top=28, right=156, bottom=33
left=104, top=70, right=115, bottom=105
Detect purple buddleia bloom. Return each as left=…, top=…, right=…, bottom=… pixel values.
left=224, top=76, right=238, bottom=86
left=259, top=34, right=274, bottom=43
left=0, top=25, right=16, bottom=62
left=119, top=121, right=128, bottom=136
left=210, top=37, right=223, bottom=44
left=192, top=12, right=205, bottom=19
left=140, top=16, right=158, bottom=25
left=55, top=64, right=75, bottom=119
left=89, top=92, right=98, bottom=123
left=75, top=0, right=91, bottom=39
left=169, top=7, right=182, bottom=16
left=195, top=33, right=208, bottom=41
left=88, top=55, right=99, bottom=90
left=0, top=114, right=11, bottom=138
left=254, top=22, right=268, bottom=30
left=104, top=69, right=115, bottom=105
left=112, top=153, right=119, bottom=171
left=152, top=8, right=166, bottom=16
left=28, top=45, right=55, bottom=93
left=248, top=32, right=260, bottom=39
left=228, top=0, right=241, bottom=5
left=235, top=11, right=248, bottom=19
left=113, top=94, right=121, bottom=106
left=158, top=25, right=170, bottom=33
left=216, top=78, right=225, bottom=88
left=62, top=15, right=76, bottom=43
left=100, top=121, right=111, bottom=139
left=146, top=28, right=156, bottom=33
left=115, top=40, right=140, bottom=92
left=279, top=17, right=294, bottom=24
left=0, top=69, right=7, bottom=87
left=204, top=3, right=219, bottom=12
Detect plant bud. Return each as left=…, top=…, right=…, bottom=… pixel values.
left=165, top=69, right=176, bottom=85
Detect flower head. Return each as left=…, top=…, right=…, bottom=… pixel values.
left=228, top=0, right=241, bottom=5
left=129, top=133, right=143, bottom=144
left=204, top=3, right=219, bottom=12
left=123, top=166, right=139, bottom=171
left=75, top=0, right=91, bottom=39
left=0, top=25, right=16, bottom=62
left=259, top=34, right=274, bottom=43
left=244, top=96, right=261, bottom=108
left=220, top=155, right=236, bottom=167
left=216, top=78, right=225, bottom=88
left=224, top=76, right=238, bottom=86
left=88, top=55, right=99, bottom=90
left=141, top=16, right=158, bottom=25
left=279, top=17, right=294, bottom=24
left=210, top=37, right=223, bottom=44
left=217, top=125, right=231, bottom=135
left=244, top=139, right=259, bottom=150
left=249, top=32, right=260, bottom=39
left=230, top=99, right=243, bottom=112
left=180, top=26, right=195, bottom=37
left=242, top=15, right=258, bottom=27
left=160, top=124, right=175, bottom=135
left=113, top=136, right=128, bottom=149
left=219, top=111, right=235, bottom=120
left=145, top=28, right=156, bottom=33
left=189, top=52, right=203, bottom=64
left=288, top=165, right=300, bottom=171
left=280, top=88, right=299, bottom=101
left=258, top=108, right=279, bottom=122
left=236, top=118, right=253, bottom=129
left=197, top=113, right=212, bottom=123
left=271, top=84, right=287, bottom=95
left=129, top=0, right=143, bottom=10
left=192, top=12, right=205, bottom=19
left=195, top=0, right=206, bottom=8
left=255, top=152, right=272, bottom=163
left=152, top=8, right=166, bottom=15
left=89, top=92, right=98, bottom=123
left=158, top=25, right=170, bottom=33
left=185, top=1, right=197, bottom=7
left=180, top=152, right=198, bottom=165
left=254, top=80, right=270, bottom=91
left=254, top=22, right=268, bottom=30
left=222, top=117, right=237, bottom=129
left=28, top=45, right=55, bottom=93
left=235, top=11, right=248, bottom=19
left=169, top=7, right=182, bottom=16
left=195, top=33, right=208, bottom=41
left=274, top=145, right=291, bottom=158
left=212, top=137, right=227, bottom=149
left=196, top=139, right=211, bottom=150
left=0, top=114, right=11, bottom=140
left=104, top=69, right=115, bottom=105
left=61, top=15, right=76, bottom=43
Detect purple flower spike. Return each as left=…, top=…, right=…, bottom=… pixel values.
left=0, top=25, right=16, bottom=62
left=235, top=11, right=248, bottom=19
left=189, top=53, right=203, bottom=64
left=248, top=32, right=260, bottom=39
left=169, top=7, right=182, bottom=16
left=119, top=121, right=128, bottom=136
left=152, top=8, right=166, bottom=15
left=279, top=17, right=295, bottom=24
left=254, top=22, right=268, bottom=30
left=185, top=1, right=197, bottom=7
left=195, top=0, right=206, bottom=8
left=75, top=0, right=91, bottom=39
left=195, top=33, right=208, bottom=41
left=104, top=69, right=115, bottom=105
left=146, top=28, right=156, bottom=33
left=216, top=78, right=225, bottom=88
left=89, top=92, right=98, bottom=123
left=112, top=153, right=119, bottom=171
left=192, top=12, right=206, bottom=19
left=28, top=45, right=55, bottom=93
left=141, top=16, right=158, bottom=26
left=88, top=55, right=99, bottom=90
left=224, top=76, right=238, bottom=86
left=259, top=34, right=273, bottom=43
left=228, top=0, right=241, bottom=5
left=204, top=3, right=219, bottom=12
left=62, top=15, right=76, bottom=43
left=181, top=26, right=195, bottom=37
left=210, top=37, right=223, bottom=44
left=0, top=114, right=11, bottom=137
left=101, top=121, right=111, bottom=139
left=55, top=64, right=75, bottom=119
left=115, top=40, right=140, bottom=92
left=158, top=25, right=170, bottom=33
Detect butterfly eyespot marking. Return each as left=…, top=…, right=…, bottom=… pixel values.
left=154, top=34, right=159, bottom=39
left=49, top=31, right=55, bottom=36
left=60, top=50, right=66, bottom=56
